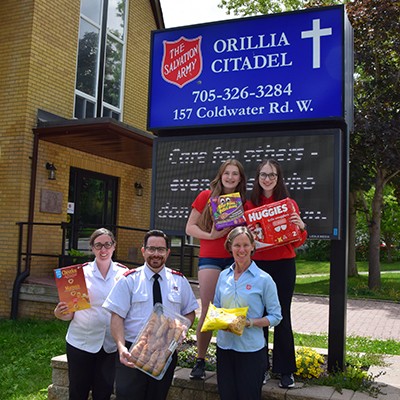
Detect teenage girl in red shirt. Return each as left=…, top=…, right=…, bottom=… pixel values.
left=245, top=159, right=307, bottom=389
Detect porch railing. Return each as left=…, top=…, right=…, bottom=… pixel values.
left=11, top=222, right=199, bottom=319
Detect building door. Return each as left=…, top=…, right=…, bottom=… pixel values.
left=67, top=167, right=118, bottom=253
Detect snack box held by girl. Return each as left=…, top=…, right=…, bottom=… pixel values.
left=209, top=192, right=246, bottom=231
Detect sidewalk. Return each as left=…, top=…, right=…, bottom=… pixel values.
left=291, top=294, right=400, bottom=341
left=190, top=283, right=400, bottom=398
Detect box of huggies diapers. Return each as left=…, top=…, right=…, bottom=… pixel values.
left=244, top=198, right=301, bottom=251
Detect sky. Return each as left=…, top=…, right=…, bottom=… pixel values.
left=160, top=0, right=238, bottom=28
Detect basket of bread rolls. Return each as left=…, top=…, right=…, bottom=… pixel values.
left=128, top=303, right=190, bottom=379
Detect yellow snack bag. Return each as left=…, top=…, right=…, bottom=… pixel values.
left=201, top=303, right=248, bottom=336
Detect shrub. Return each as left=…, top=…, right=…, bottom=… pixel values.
left=177, top=340, right=217, bottom=371
left=295, top=347, right=325, bottom=379
left=313, top=364, right=382, bottom=397
left=297, top=240, right=331, bottom=261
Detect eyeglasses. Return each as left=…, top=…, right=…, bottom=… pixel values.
left=259, top=172, right=278, bottom=181
left=93, top=241, right=114, bottom=250
left=145, top=246, right=168, bottom=255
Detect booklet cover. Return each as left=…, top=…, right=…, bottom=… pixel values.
left=54, top=265, right=91, bottom=312
left=209, top=192, right=246, bottom=231
left=244, top=198, right=302, bottom=251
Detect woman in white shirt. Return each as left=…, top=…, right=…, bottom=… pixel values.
left=54, top=228, right=127, bottom=400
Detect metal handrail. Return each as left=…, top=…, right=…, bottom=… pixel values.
left=11, top=222, right=199, bottom=319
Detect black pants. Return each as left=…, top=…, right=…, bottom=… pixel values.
left=216, top=346, right=267, bottom=400
left=66, top=342, right=116, bottom=400
left=115, top=344, right=177, bottom=400
left=256, top=258, right=297, bottom=374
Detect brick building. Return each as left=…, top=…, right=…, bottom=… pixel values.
left=0, top=0, right=164, bottom=319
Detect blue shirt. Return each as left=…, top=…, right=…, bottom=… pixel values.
left=214, top=261, right=282, bottom=352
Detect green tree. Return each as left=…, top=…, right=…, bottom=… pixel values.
left=218, top=0, right=342, bottom=16
left=380, top=187, right=400, bottom=263
left=356, top=185, right=400, bottom=263
left=347, top=0, right=400, bottom=288
left=219, top=0, right=400, bottom=289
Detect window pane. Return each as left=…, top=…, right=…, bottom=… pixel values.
left=103, top=35, right=122, bottom=107
left=102, top=106, right=112, bottom=117
left=80, top=176, right=106, bottom=226
left=81, top=0, right=102, bottom=25
left=74, top=95, right=85, bottom=119
left=107, top=0, right=125, bottom=40
left=103, top=105, right=121, bottom=120
left=75, top=95, right=96, bottom=119
left=112, top=111, right=120, bottom=120
left=86, top=100, right=95, bottom=118
left=76, top=19, right=99, bottom=97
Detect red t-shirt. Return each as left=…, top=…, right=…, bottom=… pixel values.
left=245, top=195, right=307, bottom=261
left=191, top=190, right=232, bottom=258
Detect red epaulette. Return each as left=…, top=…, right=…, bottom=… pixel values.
left=62, top=262, right=87, bottom=269
left=116, top=263, right=129, bottom=269
left=123, top=268, right=138, bottom=277
left=171, top=269, right=184, bottom=277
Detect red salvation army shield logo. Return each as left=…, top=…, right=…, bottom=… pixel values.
left=161, top=36, right=203, bottom=88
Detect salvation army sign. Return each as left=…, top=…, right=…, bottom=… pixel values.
left=148, top=5, right=353, bottom=131
left=162, top=36, right=203, bottom=88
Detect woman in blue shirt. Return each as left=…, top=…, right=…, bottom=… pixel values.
left=214, top=226, right=282, bottom=400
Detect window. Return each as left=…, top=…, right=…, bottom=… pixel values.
left=75, top=0, right=127, bottom=121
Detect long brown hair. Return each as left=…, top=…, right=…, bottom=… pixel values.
left=250, top=159, right=290, bottom=206
left=198, top=159, right=247, bottom=232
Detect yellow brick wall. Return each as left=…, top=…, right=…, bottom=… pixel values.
left=123, top=0, right=157, bottom=127
left=0, top=0, right=37, bottom=319
left=0, top=0, right=157, bottom=319
left=29, top=141, right=151, bottom=277
left=18, top=300, right=57, bottom=321
left=29, top=0, right=79, bottom=119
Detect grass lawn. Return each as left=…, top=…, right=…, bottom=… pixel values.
left=0, top=319, right=67, bottom=400
left=295, top=271, right=400, bottom=301
left=296, top=260, right=400, bottom=275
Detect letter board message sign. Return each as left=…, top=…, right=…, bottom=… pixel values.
left=150, top=129, right=342, bottom=239
left=148, top=6, right=352, bottom=131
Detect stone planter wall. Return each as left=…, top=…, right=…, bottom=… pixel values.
left=47, top=354, right=221, bottom=400
left=48, top=354, right=347, bottom=400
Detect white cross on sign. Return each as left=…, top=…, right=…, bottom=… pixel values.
left=301, top=19, right=332, bottom=69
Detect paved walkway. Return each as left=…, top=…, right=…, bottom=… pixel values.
left=291, top=294, right=400, bottom=341
left=190, top=283, right=400, bottom=396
